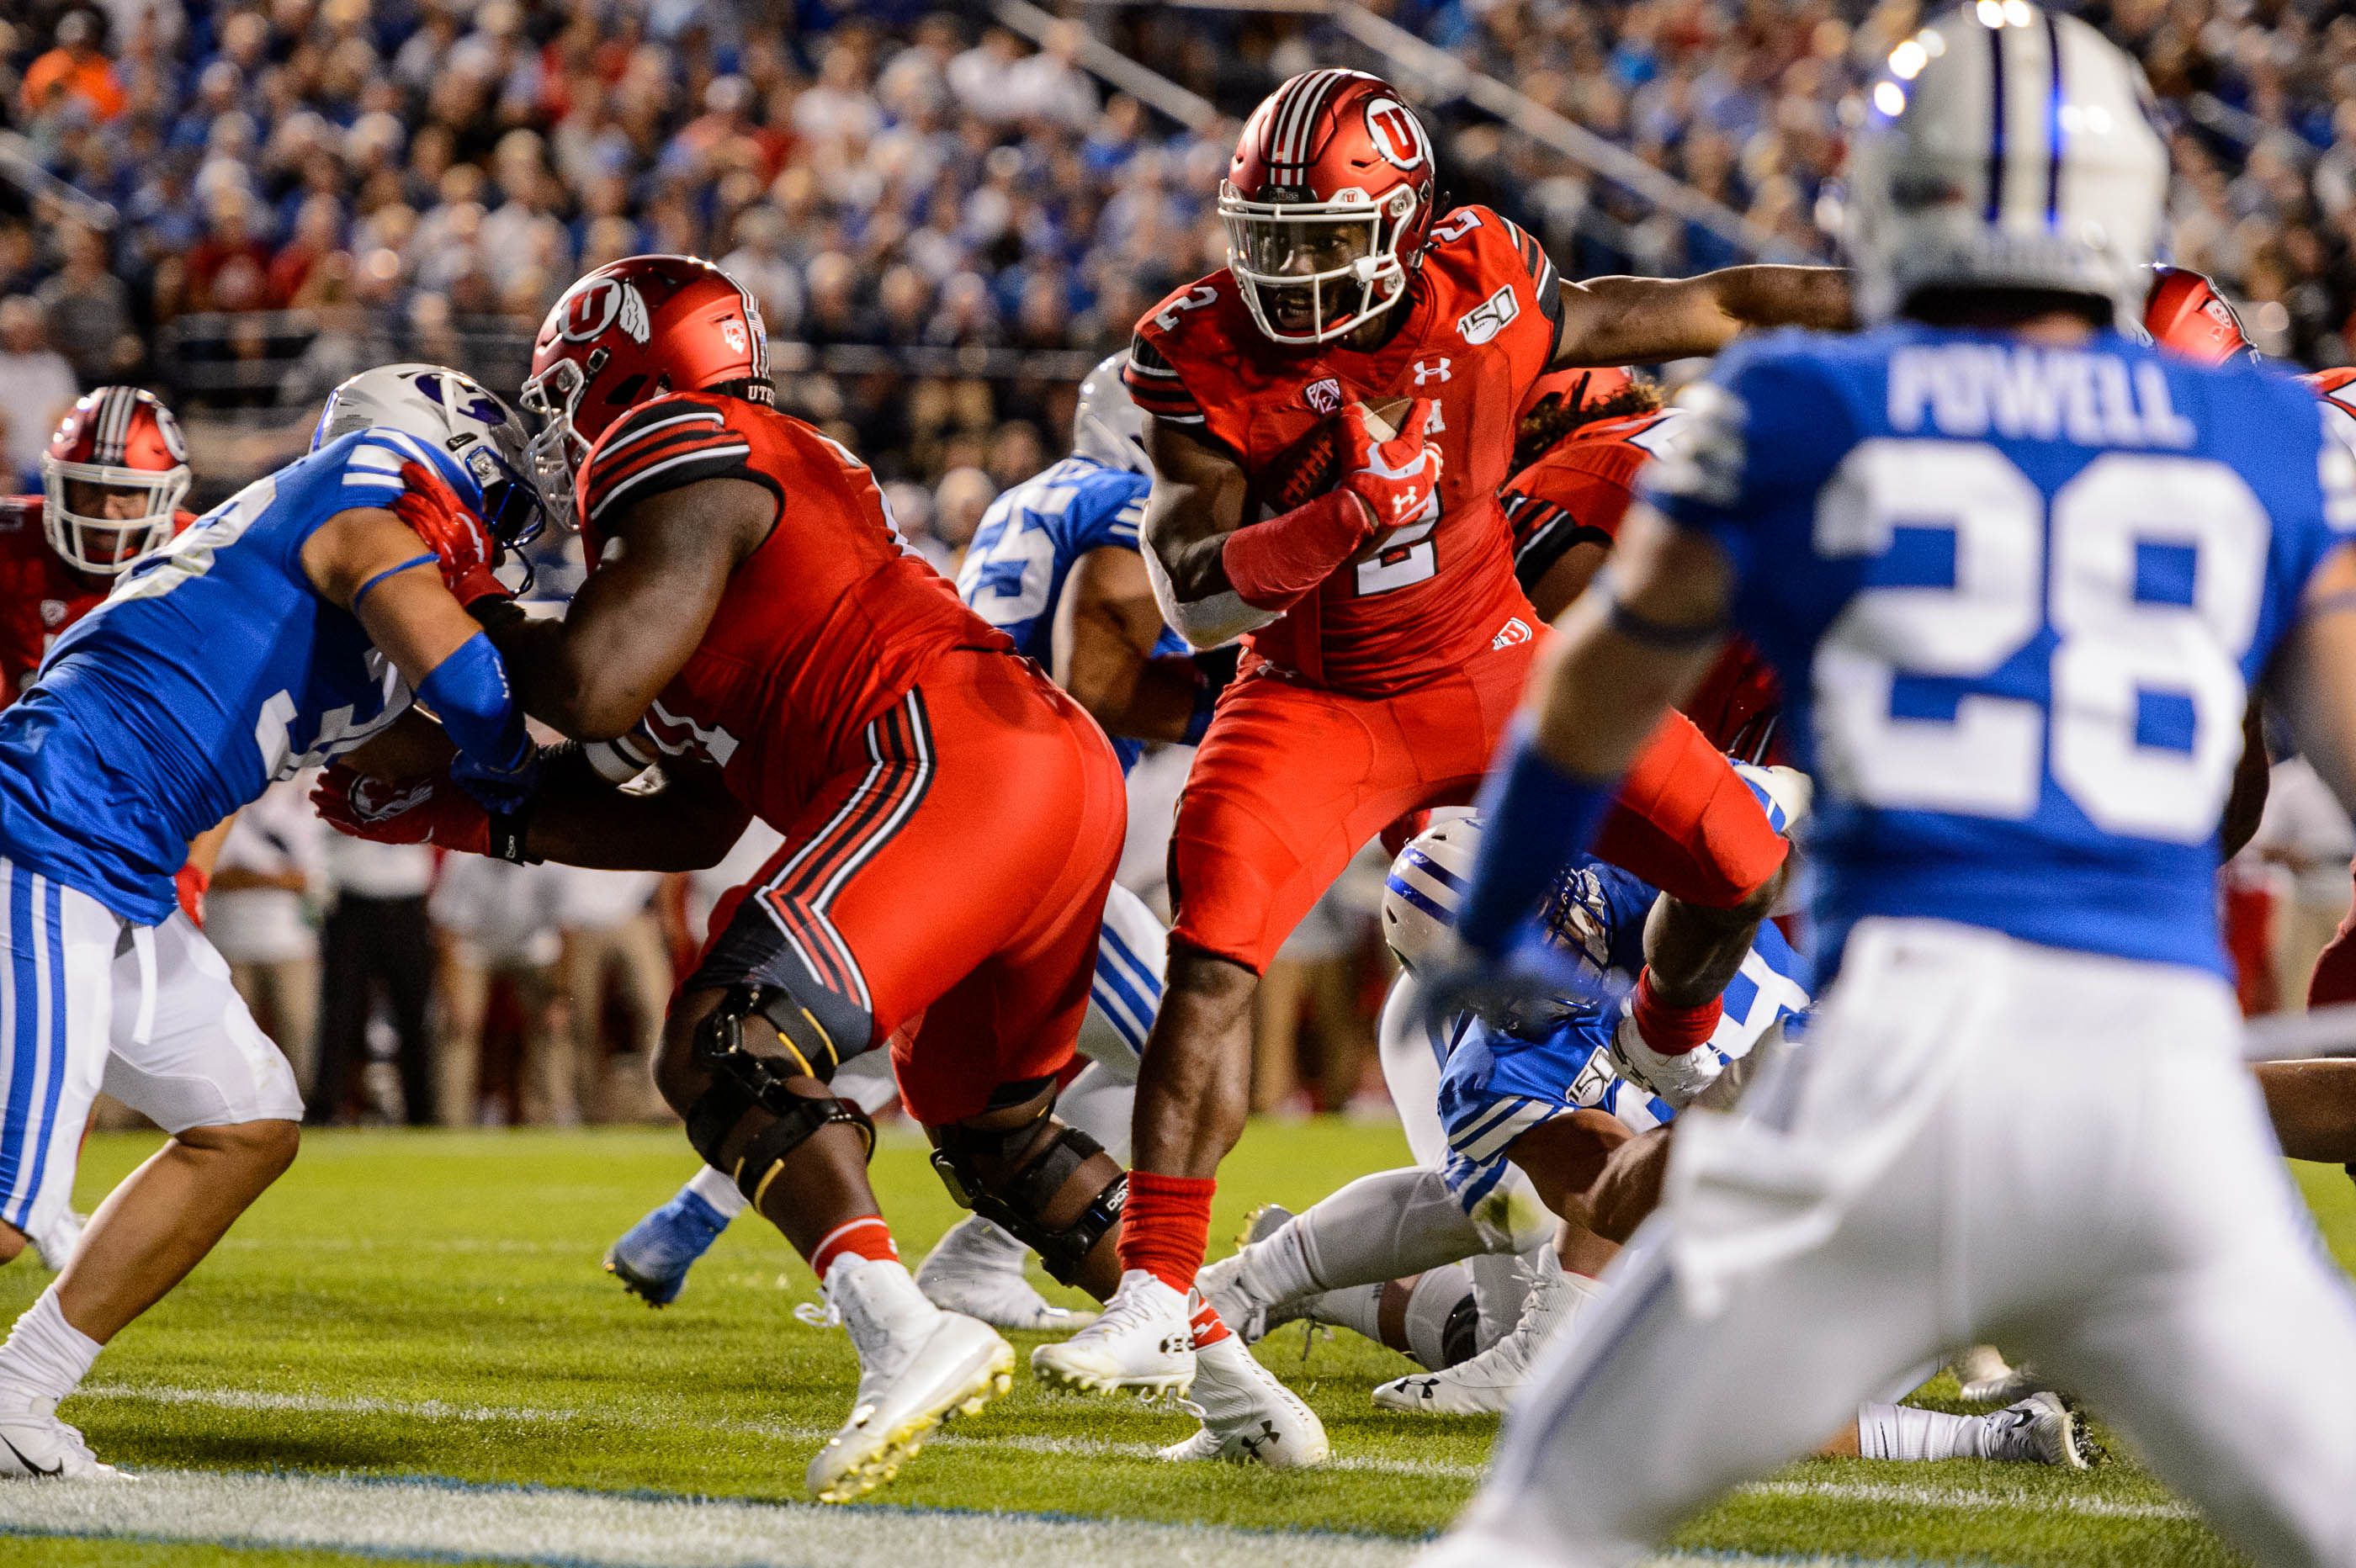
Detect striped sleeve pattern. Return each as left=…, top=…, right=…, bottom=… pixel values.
left=1500, top=215, right=1564, bottom=333
left=1502, top=487, right=1610, bottom=590
left=1123, top=333, right=1204, bottom=426
left=580, top=400, right=756, bottom=529
left=1104, top=491, right=1147, bottom=546
left=337, top=428, right=448, bottom=501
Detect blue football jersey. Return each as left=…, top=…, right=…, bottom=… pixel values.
left=0, top=428, right=486, bottom=923
left=1644, top=324, right=2356, bottom=977
left=955, top=454, right=1186, bottom=771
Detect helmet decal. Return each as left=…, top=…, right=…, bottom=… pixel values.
left=559, top=276, right=653, bottom=345
left=1364, top=99, right=1427, bottom=171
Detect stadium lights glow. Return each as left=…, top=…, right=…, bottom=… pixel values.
left=1890, top=40, right=1929, bottom=78
left=1873, top=81, right=1908, bottom=116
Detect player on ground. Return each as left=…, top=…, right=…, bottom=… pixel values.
left=0, top=363, right=541, bottom=1478
left=1038, top=68, right=1847, bottom=1397
left=602, top=357, right=1181, bottom=1333
left=321, top=257, right=1319, bottom=1497
left=1429, top=9, right=2356, bottom=1562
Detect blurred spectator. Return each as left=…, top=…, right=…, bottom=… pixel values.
left=34, top=224, right=131, bottom=384
left=312, top=837, right=437, bottom=1127
left=0, top=299, right=78, bottom=486
left=431, top=857, right=566, bottom=1127
left=210, top=777, right=327, bottom=1098
left=930, top=464, right=995, bottom=564
left=20, top=12, right=125, bottom=125
left=552, top=867, right=671, bottom=1124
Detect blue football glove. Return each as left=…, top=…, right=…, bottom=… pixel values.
left=1416, top=914, right=1625, bottom=1040
left=451, top=737, right=542, bottom=815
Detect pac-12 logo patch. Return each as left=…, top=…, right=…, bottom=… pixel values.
left=1305, top=377, right=1344, bottom=415
left=1364, top=98, right=1428, bottom=171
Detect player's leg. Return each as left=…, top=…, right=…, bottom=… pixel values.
left=0, top=903, right=300, bottom=1478
left=2253, top=1057, right=2356, bottom=1166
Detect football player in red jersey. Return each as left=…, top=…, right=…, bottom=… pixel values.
left=316, top=256, right=1206, bottom=1500
left=1038, top=69, right=1849, bottom=1395
left=2141, top=265, right=2356, bottom=1175
left=1503, top=367, right=1782, bottom=761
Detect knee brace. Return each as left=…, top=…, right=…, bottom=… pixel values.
left=685, top=984, right=876, bottom=1207
left=930, top=1104, right=1125, bottom=1287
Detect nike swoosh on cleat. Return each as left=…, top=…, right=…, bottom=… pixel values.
left=0, top=1433, right=61, bottom=1477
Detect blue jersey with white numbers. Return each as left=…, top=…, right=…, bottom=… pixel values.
left=955, top=454, right=1186, bottom=771
left=0, top=428, right=477, bottom=924
left=1644, top=324, right=2356, bottom=977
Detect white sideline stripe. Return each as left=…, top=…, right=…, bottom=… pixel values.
left=0, top=1470, right=1418, bottom=1568
left=82, top=1384, right=2204, bottom=1524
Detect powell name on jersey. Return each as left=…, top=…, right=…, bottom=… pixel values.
left=0, top=429, right=475, bottom=924
left=955, top=453, right=1186, bottom=771
left=576, top=393, right=1010, bottom=818
left=1128, top=205, right=1561, bottom=694
left=1645, top=324, right=2356, bottom=977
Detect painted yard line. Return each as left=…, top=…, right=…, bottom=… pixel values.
left=79, top=1383, right=2203, bottom=1521
left=0, top=1470, right=1987, bottom=1568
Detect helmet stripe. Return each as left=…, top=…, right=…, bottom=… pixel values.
left=1983, top=19, right=2008, bottom=224
left=2041, top=8, right=2066, bottom=223
left=1274, top=69, right=1341, bottom=171
left=94, top=387, right=133, bottom=464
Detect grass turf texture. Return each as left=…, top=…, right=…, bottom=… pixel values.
left=6, top=1123, right=2352, bottom=1567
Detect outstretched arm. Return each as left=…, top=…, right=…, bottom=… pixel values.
left=515, top=747, right=752, bottom=872
left=477, top=475, right=772, bottom=741
left=1552, top=266, right=1851, bottom=368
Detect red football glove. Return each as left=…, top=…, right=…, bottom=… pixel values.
left=174, top=862, right=210, bottom=928
left=1335, top=399, right=1444, bottom=532
left=312, top=765, right=490, bottom=854
left=393, top=462, right=511, bottom=612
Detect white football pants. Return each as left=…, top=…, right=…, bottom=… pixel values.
left=1433, top=918, right=2356, bottom=1568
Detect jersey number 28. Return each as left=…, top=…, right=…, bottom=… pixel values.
left=1813, top=439, right=2264, bottom=843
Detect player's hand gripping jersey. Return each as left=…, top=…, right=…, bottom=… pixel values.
left=577, top=394, right=1014, bottom=813
left=0, top=496, right=194, bottom=706
left=1648, top=325, right=2356, bottom=974
left=0, top=430, right=457, bottom=922
left=1128, top=204, right=1560, bottom=694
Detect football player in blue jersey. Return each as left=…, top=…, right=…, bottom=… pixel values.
left=0, top=363, right=542, bottom=1479
left=1428, top=8, right=2356, bottom=1564
left=599, top=362, right=1200, bottom=1299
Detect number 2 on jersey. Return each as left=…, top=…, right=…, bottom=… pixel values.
left=1813, top=439, right=2265, bottom=842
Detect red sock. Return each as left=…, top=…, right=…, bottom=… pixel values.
left=809, top=1215, right=899, bottom=1281
left=1188, top=1298, right=1231, bottom=1348
left=1632, top=967, right=1722, bottom=1055
left=1117, top=1170, right=1216, bottom=1293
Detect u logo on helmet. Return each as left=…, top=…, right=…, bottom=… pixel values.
left=1364, top=98, right=1427, bottom=172
left=559, top=277, right=653, bottom=345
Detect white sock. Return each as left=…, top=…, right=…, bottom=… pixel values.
left=1855, top=1402, right=1993, bottom=1461
left=1397, top=1264, right=1477, bottom=1370
left=1307, top=1281, right=1384, bottom=1345
left=0, top=1287, right=101, bottom=1406
left=687, top=1163, right=749, bottom=1219
left=1057, top=1063, right=1134, bottom=1166
left=1468, top=1248, right=1536, bottom=1353
left=1285, top=1166, right=1498, bottom=1300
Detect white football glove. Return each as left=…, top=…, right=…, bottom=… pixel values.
left=1610, top=1006, right=1725, bottom=1109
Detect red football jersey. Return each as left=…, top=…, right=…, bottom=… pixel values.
left=0, top=496, right=195, bottom=707
left=1128, top=204, right=1560, bottom=696
left=1497, top=413, right=1783, bottom=761
left=574, top=393, right=1012, bottom=818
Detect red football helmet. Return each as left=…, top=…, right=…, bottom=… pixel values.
left=1221, top=69, right=1438, bottom=346
left=1519, top=365, right=1637, bottom=419
left=520, top=254, right=771, bottom=532
left=41, top=386, right=190, bottom=576
left=2141, top=265, right=2256, bottom=366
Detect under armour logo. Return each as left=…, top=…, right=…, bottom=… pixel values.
left=1413, top=358, right=1452, bottom=386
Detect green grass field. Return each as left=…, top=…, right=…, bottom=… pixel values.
left=3, top=1120, right=2350, bottom=1567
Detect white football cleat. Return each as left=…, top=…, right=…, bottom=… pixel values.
left=0, top=1391, right=120, bottom=1480
left=804, top=1258, right=1014, bottom=1504
left=1372, top=1256, right=1595, bottom=1415
left=1031, top=1269, right=1196, bottom=1398
left=1956, top=1349, right=2046, bottom=1406
left=1981, top=1393, right=2099, bottom=1469
left=1194, top=1204, right=1297, bottom=1345
left=915, top=1216, right=1096, bottom=1332
left=1609, top=1007, right=1723, bottom=1109
left=29, top=1210, right=83, bottom=1274
left=1157, top=1332, right=1329, bottom=1468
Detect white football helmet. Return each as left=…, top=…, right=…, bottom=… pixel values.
left=312, top=364, right=541, bottom=546
left=1844, top=3, right=2168, bottom=326
left=1382, top=814, right=1481, bottom=972
left=1072, top=352, right=1149, bottom=475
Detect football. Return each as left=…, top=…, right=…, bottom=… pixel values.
left=1249, top=396, right=1418, bottom=519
